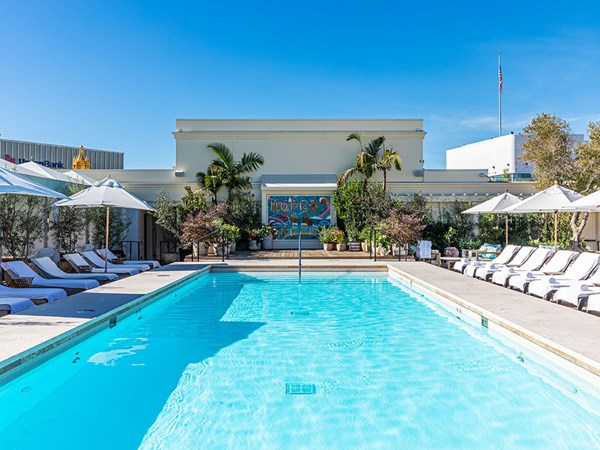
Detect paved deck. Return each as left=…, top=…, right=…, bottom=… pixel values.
left=0, top=259, right=599, bottom=382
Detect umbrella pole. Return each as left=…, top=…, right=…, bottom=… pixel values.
left=505, top=213, right=509, bottom=248
left=554, top=210, right=558, bottom=253
left=105, top=206, right=110, bottom=273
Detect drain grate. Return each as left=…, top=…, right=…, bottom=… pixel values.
left=290, top=311, right=310, bottom=316
left=76, top=309, right=95, bottom=314
left=285, top=383, right=316, bottom=395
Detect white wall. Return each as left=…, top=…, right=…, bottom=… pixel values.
left=446, top=134, right=516, bottom=176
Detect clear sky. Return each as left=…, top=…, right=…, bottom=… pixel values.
left=1, top=1, right=599, bottom=169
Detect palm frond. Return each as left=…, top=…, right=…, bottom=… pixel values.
left=207, top=143, right=235, bottom=169
left=237, top=152, right=265, bottom=173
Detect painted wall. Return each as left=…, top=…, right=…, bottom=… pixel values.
left=446, top=134, right=517, bottom=176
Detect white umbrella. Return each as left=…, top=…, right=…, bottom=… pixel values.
left=462, top=191, right=521, bottom=248
left=503, top=184, right=583, bottom=251
left=0, top=167, right=68, bottom=198
left=52, top=176, right=153, bottom=272
left=563, top=190, right=600, bottom=212
left=0, top=167, right=68, bottom=278
left=19, top=161, right=72, bottom=183
left=63, top=170, right=96, bottom=186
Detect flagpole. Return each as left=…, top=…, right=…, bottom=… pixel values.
left=498, top=51, right=502, bottom=137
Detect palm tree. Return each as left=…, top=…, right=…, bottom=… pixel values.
left=196, top=166, right=223, bottom=205
left=375, top=140, right=402, bottom=192
left=201, top=143, right=265, bottom=200
left=339, top=133, right=385, bottom=189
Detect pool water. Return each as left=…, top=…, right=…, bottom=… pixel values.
left=0, top=272, right=599, bottom=449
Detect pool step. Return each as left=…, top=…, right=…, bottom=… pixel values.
left=285, top=383, right=316, bottom=395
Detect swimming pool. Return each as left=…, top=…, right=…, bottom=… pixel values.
left=0, top=271, right=598, bottom=449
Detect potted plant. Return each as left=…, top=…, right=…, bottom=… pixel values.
left=359, top=228, right=371, bottom=252
left=331, top=228, right=346, bottom=251
left=213, top=222, right=240, bottom=255
left=377, top=233, right=390, bottom=256
left=347, top=228, right=362, bottom=252
left=261, top=225, right=277, bottom=250
left=317, top=226, right=334, bottom=251
left=248, top=229, right=260, bottom=251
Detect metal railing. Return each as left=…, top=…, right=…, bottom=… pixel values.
left=298, top=222, right=302, bottom=282
left=191, top=229, right=237, bottom=263
left=121, top=240, right=141, bottom=260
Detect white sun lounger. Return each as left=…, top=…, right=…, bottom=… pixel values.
left=462, top=245, right=520, bottom=277
left=507, top=250, right=578, bottom=293
left=527, top=252, right=600, bottom=300
left=64, top=253, right=139, bottom=276
left=32, top=257, right=118, bottom=282
left=83, top=251, right=150, bottom=272
left=474, top=246, right=536, bottom=281
left=80, top=252, right=142, bottom=275
left=0, top=285, right=67, bottom=302
left=491, top=248, right=553, bottom=287
left=0, top=297, right=35, bottom=315
left=97, top=248, right=160, bottom=269
left=1, top=261, right=100, bottom=291
left=553, top=282, right=600, bottom=310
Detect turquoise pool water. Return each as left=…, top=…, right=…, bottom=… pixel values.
left=0, top=272, right=599, bottom=449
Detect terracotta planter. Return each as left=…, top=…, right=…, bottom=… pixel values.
left=336, top=243, right=346, bottom=251
left=323, top=243, right=334, bottom=251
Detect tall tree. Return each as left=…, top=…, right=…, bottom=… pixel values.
left=520, top=114, right=600, bottom=248
left=339, top=133, right=385, bottom=188
left=375, top=139, right=402, bottom=191
left=196, top=167, right=223, bottom=205
left=198, top=143, right=264, bottom=201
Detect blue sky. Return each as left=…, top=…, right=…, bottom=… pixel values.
left=1, top=1, right=599, bottom=169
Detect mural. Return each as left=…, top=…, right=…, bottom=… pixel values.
left=267, top=195, right=332, bottom=240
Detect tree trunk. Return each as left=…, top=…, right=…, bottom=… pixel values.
left=567, top=211, right=589, bottom=251
left=382, top=171, right=387, bottom=192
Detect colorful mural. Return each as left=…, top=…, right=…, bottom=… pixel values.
left=267, top=195, right=332, bottom=240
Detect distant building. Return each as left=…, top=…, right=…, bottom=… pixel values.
left=446, top=133, right=585, bottom=181
left=0, top=139, right=123, bottom=170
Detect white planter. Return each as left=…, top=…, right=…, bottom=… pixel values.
left=336, top=243, right=346, bottom=252
left=193, top=242, right=208, bottom=257
left=262, top=235, right=273, bottom=250
left=323, top=243, right=334, bottom=251
left=248, top=239, right=259, bottom=251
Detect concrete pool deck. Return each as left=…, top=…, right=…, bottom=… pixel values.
left=0, top=260, right=599, bottom=382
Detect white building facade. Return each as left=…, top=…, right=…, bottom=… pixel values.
left=73, top=119, right=544, bottom=255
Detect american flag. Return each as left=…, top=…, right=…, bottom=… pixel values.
left=498, top=64, right=503, bottom=93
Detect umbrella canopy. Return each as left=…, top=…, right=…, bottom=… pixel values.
left=63, top=170, right=96, bottom=186
left=503, top=185, right=583, bottom=251
left=53, top=176, right=153, bottom=272
left=503, top=185, right=582, bottom=214
left=462, top=192, right=521, bottom=214
left=19, top=161, right=72, bottom=183
left=53, top=176, right=153, bottom=210
left=562, top=190, right=600, bottom=212
left=462, top=191, right=521, bottom=247
left=0, top=167, right=68, bottom=198
left=0, top=167, right=68, bottom=278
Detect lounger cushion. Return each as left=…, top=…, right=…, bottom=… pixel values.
left=0, top=297, right=35, bottom=313
left=0, top=286, right=67, bottom=302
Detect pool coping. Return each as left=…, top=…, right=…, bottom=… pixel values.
left=0, top=266, right=210, bottom=384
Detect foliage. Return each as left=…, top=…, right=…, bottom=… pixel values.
left=89, top=207, right=131, bottom=250
left=216, top=222, right=241, bottom=245
left=443, top=226, right=458, bottom=247
left=226, top=191, right=262, bottom=236
left=330, top=228, right=346, bottom=244
left=180, top=203, right=229, bottom=248
left=197, top=142, right=264, bottom=201
left=520, top=114, right=600, bottom=247
left=520, top=113, right=575, bottom=189
left=51, top=183, right=88, bottom=253
left=0, top=194, right=46, bottom=258
left=154, top=187, right=207, bottom=245
left=317, top=226, right=334, bottom=244
left=249, top=225, right=271, bottom=242
left=339, top=133, right=401, bottom=191
left=333, top=181, right=392, bottom=238
left=379, top=210, right=425, bottom=246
